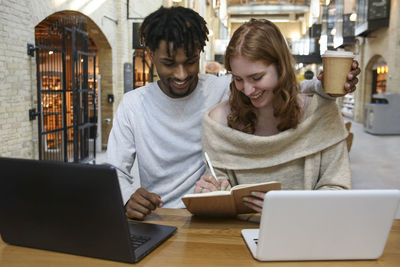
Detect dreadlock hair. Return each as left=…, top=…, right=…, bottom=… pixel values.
left=225, top=19, right=301, bottom=134
left=139, top=6, right=208, bottom=56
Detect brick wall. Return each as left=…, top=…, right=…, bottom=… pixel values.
left=0, top=0, right=166, bottom=158
left=0, top=0, right=120, bottom=158
left=0, top=0, right=37, bottom=158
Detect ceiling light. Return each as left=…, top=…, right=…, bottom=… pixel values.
left=228, top=5, right=309, bottom=15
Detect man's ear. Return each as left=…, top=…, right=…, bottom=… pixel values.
left=147, top=48, right=154, bottom=62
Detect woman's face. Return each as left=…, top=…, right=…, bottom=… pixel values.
left=230, top=55, right=279, bottom=109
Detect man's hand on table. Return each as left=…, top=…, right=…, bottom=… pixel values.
left=125, top=188, right=163, bottom=220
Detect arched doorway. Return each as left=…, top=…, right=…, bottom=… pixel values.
left=34, top=11, right=111, bottom=163
left=364, top=55, right=388, bottom=104
left=371, top=58, right=388, bottom=100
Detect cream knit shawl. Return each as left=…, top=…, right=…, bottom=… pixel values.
left=202, top=94, right=351, bottom=190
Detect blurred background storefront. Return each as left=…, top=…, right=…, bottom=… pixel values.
left=0, top=0, right=399, bottom=161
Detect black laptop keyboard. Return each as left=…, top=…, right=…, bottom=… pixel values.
left=130, top=234, right=151, bottom=250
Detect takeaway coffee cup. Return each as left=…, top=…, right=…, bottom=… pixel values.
left=322, top=50, right=354, bottom=95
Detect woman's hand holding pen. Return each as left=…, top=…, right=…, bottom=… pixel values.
left=194, top=174, right=230, bottom=193
left=196, top=152, right=229, bottom=193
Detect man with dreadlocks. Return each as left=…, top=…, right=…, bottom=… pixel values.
left=106, top=6, right=360, bottom=220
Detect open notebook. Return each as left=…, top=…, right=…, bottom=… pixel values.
left=182, top=181, right=281, bottom=216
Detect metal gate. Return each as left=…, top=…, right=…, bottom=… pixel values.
left=31, top=18, right=97, bottom=163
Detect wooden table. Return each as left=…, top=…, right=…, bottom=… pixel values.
left=0, top=208, right=399, bottom=266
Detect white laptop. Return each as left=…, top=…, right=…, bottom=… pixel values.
left=242, top=190, right=400, bottom=261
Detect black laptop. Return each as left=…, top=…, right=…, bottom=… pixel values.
left=0, top=157, right=177, bottom=263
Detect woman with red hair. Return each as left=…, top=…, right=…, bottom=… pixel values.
left=195, top=19, right=352, bottom=213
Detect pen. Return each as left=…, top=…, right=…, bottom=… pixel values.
left=204, top=152, right=218, bottom=181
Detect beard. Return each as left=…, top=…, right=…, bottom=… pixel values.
left=159, top=76, right=198, bottom=98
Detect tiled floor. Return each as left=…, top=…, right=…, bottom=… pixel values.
left=347, top=120, right=400, bottom=190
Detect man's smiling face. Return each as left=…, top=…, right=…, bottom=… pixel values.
left=149, top=40, right=200, bottom=98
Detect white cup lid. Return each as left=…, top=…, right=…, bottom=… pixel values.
left=322, top=50, right=354, bottom=58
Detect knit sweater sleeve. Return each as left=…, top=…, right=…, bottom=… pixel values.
left=106, top=97, right=137, bottom=204
left=201, top=158, right=234, bottom=189
left=314, top=139, right=352, bottom=190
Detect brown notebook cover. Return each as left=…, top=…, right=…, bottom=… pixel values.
left=181, top=181, right=281, bottom=216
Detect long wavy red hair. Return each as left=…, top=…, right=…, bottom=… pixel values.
left=225, top=19, right=301, bottom=134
